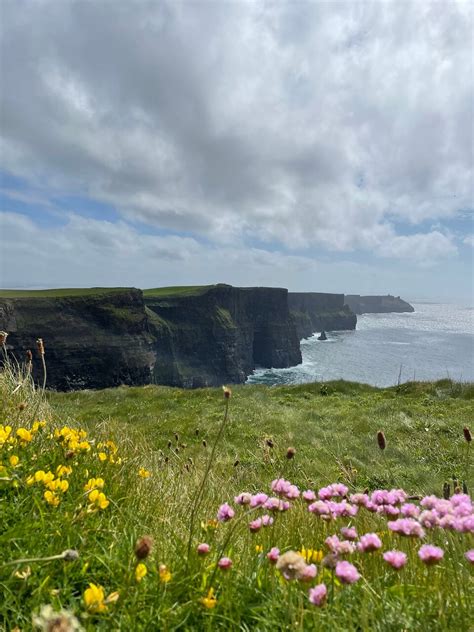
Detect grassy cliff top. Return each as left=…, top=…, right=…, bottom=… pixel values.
left=0, top=287, right=135, bottom=298
left=143, top=284, right=226, bottom=298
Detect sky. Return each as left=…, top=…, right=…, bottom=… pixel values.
left=0, top=0, right=472, bottom=302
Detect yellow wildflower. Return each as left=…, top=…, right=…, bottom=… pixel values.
left=32, top=420, right=46, bottom=432
left=201, top=588, right=217, bottom=609
left=0, top=425, right=12, bottom=446
left=56, top=465, right=72, bottom=477
left=135, top=563, right=147, bottom=582
left=159, top=564, right=171, bottom=583
left=138, top=468, right=151, bottom=479
left=88, top=489, right=109, bottom=510
left=83, top=583, right=107, bottom=613
left=105, top=591, right=120, bottom=604
left=98, top=452, right=107, bottom=462
left=255, top=545, right=263, bottom=554
left=78, top=441, right=91, bottom=452
left=84, top=477, right=105, bottom=492
left=44, top=490, right=60, bottom=507
left=16, top=428, right=33, bottom=444
left=9, top=455, right=19, bottom=467
left=299, top=547, right=324, bottom=564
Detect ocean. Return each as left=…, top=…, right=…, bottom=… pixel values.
left=247, top=301, right=474, bottom=387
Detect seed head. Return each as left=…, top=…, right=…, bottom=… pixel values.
left=135, top=536, right=153, bottom=560
left=0, top=331, right=8, bottom=346
left=167, top=440, right=172, bottom=449
left=286, top=447, right=296, bottom=460
left=174, top=433, right=179, bottom=442
left=26, top=350, right=33, bottom=361
left=18, top=402, right=27, bottom=411
left=62, top=549, right=80, bottom=562
left=223, top=386, right=232, bottom=399
left=233, top=460, right=240, bottom=467
left=463, top=427, right=472, bottom=443
left=442, top=482, right=450, bottom=500
left=202, top=440, right=207, bottom=448
left=377, top=431, right=386, bottom=451
left=36, top=338, right=45, bottom=355
left=265, top=438, right=274, bottom=448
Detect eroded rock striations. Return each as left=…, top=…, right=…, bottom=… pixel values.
left=344, top=295, right=414, bottom=315
left=288, top=292, right=357, bottom=339
left=0, top=285, right=302, bottom=390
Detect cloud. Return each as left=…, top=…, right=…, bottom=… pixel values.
left=463, top=234, right=474, bottom=248
left=0, top=0, right=471, bottom=258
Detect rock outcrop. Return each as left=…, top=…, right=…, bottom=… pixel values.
left=344, top=295, right=414, bottom=315
left=0, top=285, right=302, bottom=390
left=288, top=292, right=357, bottom=339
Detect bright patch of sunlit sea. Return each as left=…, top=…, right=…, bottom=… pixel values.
left=247, top=302, right=474, bottom=387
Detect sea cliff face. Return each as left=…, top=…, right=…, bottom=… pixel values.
left=0, top=285, right=302, bottom=390
left=344, top=295, right=414, bottom=315
left=288, top=292, right=357, bottom=339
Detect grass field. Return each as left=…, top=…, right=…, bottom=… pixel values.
left=1, top=366, right=473, bottom=630
left=0, top=288, right=131, bottom=299
left=143, top=285, right=220, bottom=298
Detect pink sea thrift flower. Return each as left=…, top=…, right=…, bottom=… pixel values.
left=286, top=484, right=300, bottom=499
left=325, top=535, right=355, bottom=555
left=401, top=503, right=420, bottom=518
left=388, top=518, right=425, bottom=538
left=420, top=495, right=439, bottom=510
left=217, top=503, right=235, bottom=522
left=349, top=493, right=369, bottom=506
left=419, top=510, right=440, bottom=529
left=267, top=547, right=280, bottom=563
left=378, top=505, right=400, bottom=517
left=218, top=557, right=233, bottom=570
left=383, top=550, right=407, bottom=570
left=271, top=478, right=291, bottom=496
left=465, top=550, right=474, bottom=564
left=319, top=483, right=348, bottom=500
left=234, top=492, right=252, bottom=505
left=261, top=514, right=274, bottom=526
left=265, top=497, right=290, bottom=512
left=308, top=501, right=330, bottom=516
left=249, top=518, right=262, bottom=532
left=303, top=490, right=317, bottom=502
left=418, top=544, right=444, bottom=565
left=358, top=533, right=382, bottom=553
left=197, top=543, right=210, bottom=556
left=299, top=564, right=317, bottom=582
left=335, top=561, right=360, bottom=584
left=340, top=526, right=358, bottom=540
left=308, top=584, right=327, bottom=606
left=250, top=493, right=268, bottom=508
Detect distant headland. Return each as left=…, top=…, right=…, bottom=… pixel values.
left=0, top=286, right=414, bottom=390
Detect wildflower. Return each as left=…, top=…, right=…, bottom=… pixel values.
left=44, top=491, right=60, bottom=507
left=276, top=551, right=307, bottom=581
left=197, top=543, right=210, bottom=556
left=267, top=547, right=280, bottom=563
left=217, top=557, right=232, bottom=570
left=222, top=386, right=232, bottom=399
left=235, top=492, right=252, bottom=505
left=418, top=544, right=444, bottom=565
left=32, top=604, right=84, bottom=631
left=388, top=518, right=425, bottom=538
left=350, top=493, right=369, bottom=506
left=308, top=584, right=327, bottom=607
left=16, top=428, right=33, bottom=444
left=159, top=564, right=171, bottom=583
left=299, top=564, right=317, bottom=582
left=9, top=455, right=19, bottom=467
left=465, top=550, right=474, bottom=564
left=83, top=583, right=107, bottom=613
left=463, top=427, right=472, bottom=443
left=217, top=503, right=235, bottom=522
left=400, top=503, right=420, bottom=518
left=377, top=430, right=386, bottom=450
left=383, top=550, right=407, bottom=570
left=335, top=561, right=360, bottom=584
left=250, top=493, right=268, bottom=508
left=87, top=489, right=110, bottom=511
left=56, top=465, right=72, bottom=477
left=255, top=545, right=263, bottom=554
left=105, top=592, right=120, bottom=605
left=135, top=563, right=147, bottom=582
left=201, top=519, right=219, bottom=531
left=249, top=518, right=262, bottom=532
left=84, top=478, right=105, bottom=492
left=0, top=424, right=13, bottom=446
left=303, top=490, right=317, bottom=502
left=201, top=588, right=217, bottom=609
left=300, top=547, right=324, bottom=564
left=340, top=526, right=358, bottom=541
left=36, top=338, right=45, bottom=355
left=318, top=483, right=348, bottom=500
left=98, top=452, right=107, bottom=462
left=325, top=535, right=356, bottom=555
left=0, top=331, right=8, bottom=346
left=138, top=468, right=151, bottom=479
left=135, top=536, right=153, bottom=560
left=358, top=533, right=382, bottom=553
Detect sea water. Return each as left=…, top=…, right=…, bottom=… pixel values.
left=247, top=302, right=474, bottom=387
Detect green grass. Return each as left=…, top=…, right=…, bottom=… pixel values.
left=1, top=370, right=473, bottom=631
left=0, top=288, right=132, bottom=298
left=143, top=285, right=225, bottom=298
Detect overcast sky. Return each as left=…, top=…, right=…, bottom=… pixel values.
left=0, top=0, right=472, bottom=301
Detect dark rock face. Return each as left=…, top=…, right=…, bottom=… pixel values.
left=0, top=289, right=155, bottom=390
left=0, top=285, right=302, bottom=390
left=288, top=293, right=357, bottom=339
left=146, top=285, right=302, bottom=388
left=344, top=295, right=414, bottom=315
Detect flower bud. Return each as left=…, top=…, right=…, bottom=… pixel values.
left=377, top=431, right=386, bottom=451
left=135, top=536, right=153, bottom=560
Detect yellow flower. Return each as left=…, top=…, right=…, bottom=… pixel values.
left=78, top=441, right=91, bottom=452
left=106, top=440, right=118, bottom=454
left=201, top=588, right=217, bottom=609
left=105, top=591, right=120, bottom=604
left=0, top=425, right=12, bottom=446
left=159, top=564, right=171, bottom=583
left=98, top=452, right=107, bottom=462
left=56, top=465, right=72, bottom=477
left=255, top=545, right=263, bottom=554
left=32, top=420, right=46, bottom=432
left=44, top=490, right=60, bottom=506
left=84, top=477, right=105, bottom=492
left=16, top=428, right=33, bottom=444
left=88, top=489, right=109, bottom=510
left=135, top=563, right=147, bottom=582
left=9, top=455, right=19, bottom=467
left=33, top=470, right=46, bottom=483
left=84, top=583, right=107, bottom=613
left=201, top=519, right=219, bottom=531
left=138, top=468, right=151, bottom=479
left=299, top=547, right=324, bottom=564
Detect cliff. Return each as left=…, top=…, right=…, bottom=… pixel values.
left=0, top=285, right=302, bottom=390
left=344, top=295, right=415, bottom=315
left=288, top=292, right=357, bottom=339
left=0, top=288, right=155, bottom=390
left=145, top=284, right=302, bottom=387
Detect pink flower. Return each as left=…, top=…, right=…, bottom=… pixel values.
left=378, top=505, right=400, bottom=517
left=308, top=501, right=330, bottom=516
left=335, top=561, right=360, bottom=584
left=319, top=483, right=348, bottom=500
left=267, top=547, right=280, bottom=563
left=271, top=478, right=291, bottom=496
left=250, top=493, right=268, bottom=508
left=218, top=556, right=233, bottom=570
left=217, top=503, right=235, bottom=522
left=349, top=493, right=369, bottom=506
left=261, top=514, right=274, bottom=526
left=358, top=533, right=382, bottom=553
left=303, top=490, right=316, bottom=502
left=340, top=526, right=358, bottom=540
left=264, top=497, right=290, bottom=512
left=420, top=495, right=438, bottom=510
left=308, top=584, right=327, bottom=606
left=383, top=550, right=407, bottom=570
left=197, top=543, right=210, bottom=556
left=388, top=518, right=425, bottom=538
left=286, top=484, right=300, bottom=499
left=234, top=492, right=252, bottom=505
left=465, top=550, right=474, bottom=564
left=400, top=503, right=420, bottom=518
left=419, top=510, right=440, bottom=529
left=249, top=518, right=262, bottom=532
left=299, top=564, right=317, bottom=582
left=418, top=544, right=444, bottom=565
left=325, top=535, right=355, bottom=555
